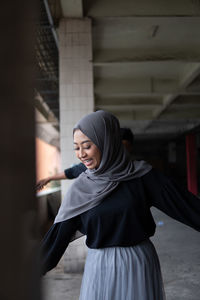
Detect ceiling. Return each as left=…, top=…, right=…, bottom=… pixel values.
left=48, top=0, right=200, bottom=140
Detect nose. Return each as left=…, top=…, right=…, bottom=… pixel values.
left=79, top=147, right=86, bottom=158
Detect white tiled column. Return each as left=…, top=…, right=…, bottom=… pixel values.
left=59, top=17, right=94, bottom=196
left=58, top=18, right=94, bottom=272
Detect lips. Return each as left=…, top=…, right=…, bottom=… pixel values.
left=82, top=159, right=93, bottom=167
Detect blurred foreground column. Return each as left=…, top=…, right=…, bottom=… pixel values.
left=59, top=18, right=94, bottom=272
left=0, top=1, right=41, bottom=300
left=186, top=133, right=198, bottom=195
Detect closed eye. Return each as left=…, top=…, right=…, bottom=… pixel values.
left=74, top=145, right=91, bottom=151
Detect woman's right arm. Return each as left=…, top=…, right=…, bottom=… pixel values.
left=41, top=217, right=80, bottom=275
left=36, top=172, right=67, bottom=191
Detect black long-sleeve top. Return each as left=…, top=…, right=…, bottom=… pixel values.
left=41, top=168, right=200, bottom=274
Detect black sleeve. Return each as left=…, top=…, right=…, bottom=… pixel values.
left=64, top=163, right=87, bottom=179
left=41, top=217, right=80, bottom=275
left=143, top=168, right=200, bottom=232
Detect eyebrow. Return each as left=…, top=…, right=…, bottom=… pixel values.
left=73, top=140, right=91, bottom=145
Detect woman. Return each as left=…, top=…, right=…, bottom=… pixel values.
left=41, top=110, right=200, bottom=300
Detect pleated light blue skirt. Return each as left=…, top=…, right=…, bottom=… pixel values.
left=79, top=239, right=166, bottom=300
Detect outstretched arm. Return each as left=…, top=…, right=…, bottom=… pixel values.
left=36, top=172, right=66, bottom=191
left=41, top=217, right=80, bottom=275
left=143, top=168, right=200, bottom=232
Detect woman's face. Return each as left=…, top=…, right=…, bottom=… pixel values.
left=73, top=129, right=101, bottom=169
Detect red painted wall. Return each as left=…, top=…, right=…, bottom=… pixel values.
left=186, top=134, right=198, bottom=195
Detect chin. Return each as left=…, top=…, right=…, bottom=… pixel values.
left=87, top=164, right=98, bottom=170
left=88, top=166, right=95, bottom=169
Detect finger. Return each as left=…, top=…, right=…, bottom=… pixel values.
left=36, top=184, right=43, bottom=191
left=36, top=182, right=42, bottom=188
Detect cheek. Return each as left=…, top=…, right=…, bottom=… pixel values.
left=98, top=152, right=101, bottom=162
left=90, top=145, right=101, bottom=163
left=74, top=151, right=79, bottom=158
left=95, top=150, right=101, bottom=163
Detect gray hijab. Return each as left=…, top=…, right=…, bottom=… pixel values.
left=54, top=110, right=152, bottom=223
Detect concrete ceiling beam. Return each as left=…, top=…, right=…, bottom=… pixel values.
left=96, top=102, right=200, bottom=114
left=96, top=97, right=163, bottom=106
left=93, top=61, right=193, bottom=85
left=179, top=63, right=200, bottom=88
left=35, top=108, right=60, bottom=148
left=35, top=92, right=59, bottom=125
left=60, top=0, right=83, bottom=17
left=95, top=91, right=200, bottom=99
left=96, top=103, right=200, bottom=124
left=94, top=78, right=200, bottom=95
left=93, top=52, right=200, bottom=64
left=170, top=104, right=200, bottom=110
left=84, top=0, right=200, bottom=17
left=93, top=16, right=200, bottom=25
left=102, top=110, right=153, bottom=121
left=96, top=104, right=162, bottom=112
left=143, top=63, right=200, bottom=131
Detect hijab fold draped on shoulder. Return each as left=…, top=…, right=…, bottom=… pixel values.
left=54, top=110, right=152, bottom=223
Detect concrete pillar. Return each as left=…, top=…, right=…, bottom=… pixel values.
left=58, top=18, right=94, bottom=272
left=0, top=1, right=41, bottom=300
left=186, top=133, right=198, bottom=195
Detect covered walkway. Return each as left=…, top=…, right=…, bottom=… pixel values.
left=1, top=1, right=200, bottom=300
